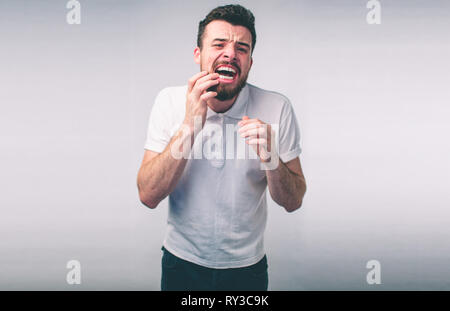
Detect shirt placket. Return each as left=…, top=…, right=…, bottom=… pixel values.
left=206, top=114, right=225, bottom=168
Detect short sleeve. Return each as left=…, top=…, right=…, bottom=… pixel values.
left=144, top=88, right=173, bottom=153
left=277, top=99, right=302, bottom=163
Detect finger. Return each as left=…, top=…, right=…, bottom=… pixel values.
left=240, top=127, right=266, bottom=139
left=238, top=118, right=260, bottom=127
left=242, top=116, right=249, bottom=121
left=194, top=72, right=219, bottom=89
left=245, top=138, right=267, bottom=146
left=238, top=122, right=264, bottom=134
left=194, top=79, right=220, bottom=96
left=200, top=91, right=217, bottom=102
left=188, top=71, right=208, bottom=93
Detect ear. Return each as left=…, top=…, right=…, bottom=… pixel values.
left=250, top=57, right=253, bottom=69
left=194, top=47, right=201, bottom=65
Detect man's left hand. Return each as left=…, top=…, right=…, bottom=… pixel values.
left=238, top=116, right=275, bottom=163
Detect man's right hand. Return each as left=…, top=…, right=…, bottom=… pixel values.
left=183, top=71, right=219, bottom=132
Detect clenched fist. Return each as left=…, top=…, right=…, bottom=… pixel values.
left=238, top=116, right=276, bottom=163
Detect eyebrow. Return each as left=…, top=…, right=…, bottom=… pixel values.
left=212, top=38, right=251, bottom=49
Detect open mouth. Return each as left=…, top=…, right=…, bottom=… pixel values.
left=214, top=65, right=238, bottom=83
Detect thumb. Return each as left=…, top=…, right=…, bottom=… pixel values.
left=242, top=116, right=249, bottom=121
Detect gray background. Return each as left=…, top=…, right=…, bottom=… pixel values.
left=1, top=0, right=449, bottom=290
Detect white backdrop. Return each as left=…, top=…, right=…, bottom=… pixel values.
left=1, top=0, right=449, bottom=290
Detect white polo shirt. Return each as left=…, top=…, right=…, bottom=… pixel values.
left=144, top=83, right=302, bottom=269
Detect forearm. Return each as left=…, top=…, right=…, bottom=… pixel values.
left=265, top=160, right=306, bottom=213
left=137, top=124, right=196, bottom=208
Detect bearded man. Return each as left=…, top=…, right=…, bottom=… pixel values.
left=137, top=4, right=307, bottom=291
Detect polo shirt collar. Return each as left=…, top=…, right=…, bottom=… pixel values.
left=206, top=83, right=249, bottom=120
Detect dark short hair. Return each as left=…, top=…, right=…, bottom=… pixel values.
left=197, top=4, right=256, bottom=53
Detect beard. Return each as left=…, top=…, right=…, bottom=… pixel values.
left=203, top=61, right=249, bottom=101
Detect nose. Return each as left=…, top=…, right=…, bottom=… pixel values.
left=223, top=44, right=237, bottom=61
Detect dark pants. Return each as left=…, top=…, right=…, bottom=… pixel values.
left=161, top=246, right=268, bottom=291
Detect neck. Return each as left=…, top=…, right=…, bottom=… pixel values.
left=207, top=95, right=238, bottom=113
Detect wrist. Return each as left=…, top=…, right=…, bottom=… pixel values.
left=183, top=115, right=204, bottom=136
left=260, top=152, right=280, bottom=171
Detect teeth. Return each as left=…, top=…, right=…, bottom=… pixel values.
left=219, top=75, right=234, bottom=80
left=216, top=66, right=236, bottom=74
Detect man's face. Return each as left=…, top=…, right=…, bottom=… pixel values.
left=194, top=20, right=253, bottom=101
